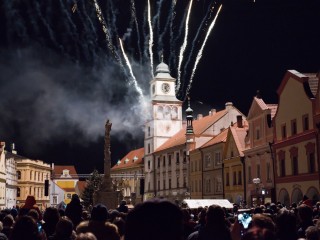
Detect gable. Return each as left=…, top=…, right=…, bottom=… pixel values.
left=247, top=97, right=267, bottom=120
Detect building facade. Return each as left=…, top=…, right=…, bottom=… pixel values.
left=111, top=148, right=144, bottom=205
left=273, top=70, right=319, bottom=206
left=52, top=165, right=79, bottom=204
left=243, top=95, right=277, bottom=205
left=0, top=143, right=7, bottom=209
left=223, top=117, right=247, bottom=205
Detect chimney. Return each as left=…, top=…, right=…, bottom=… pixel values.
left=237, top=115, right=243, bottom=128
left=197, top=114, right=203, bottom=120
left=209, top=109, right=216, bottom=116
left=11, top=143, right=17, bottom=154
left=225, top=102, right=233, bottom=111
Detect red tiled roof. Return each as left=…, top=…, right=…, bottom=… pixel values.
left=266, top=104, right=278, bottom=118
left=155, top=110, right=228, bottom=152
left=200, top=128, right=228, bottom=149
left=230, top=125, right=248, bottom=157
left=112, top=148, right=144, bottom=170
left=53, top=165, right=78, bottom=177
left=304, top=73, right=319, bottom=96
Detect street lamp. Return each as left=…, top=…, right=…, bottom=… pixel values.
left=252, top=178, right=261, bottom=206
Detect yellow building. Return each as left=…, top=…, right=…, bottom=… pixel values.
left=273, top=70, right=319, bottom=206
left=223, top=117, right=248, bottom=205
left=10, top=153, right=51, bottom=209
left=53, top=165, right=79, bottom=204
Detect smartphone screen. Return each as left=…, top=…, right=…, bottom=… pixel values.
left=237, top=212, right=252, bottom=229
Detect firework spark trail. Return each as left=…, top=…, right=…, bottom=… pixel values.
left=168, top=0, right=178, bottom=70
left=186, top=4, right=223, bottom=97
left=158, top=0, right=175, bottom=61
left=130, top=0, right=143, bottom=64
left=152, top=0, right=164, bottom=61
left=147, top=0, right=154, bottom=78
left=93, top=0, right=123, bottom=66
left=176, top=0, right=193, bottom=92
left=119, top=38, right=144, bottom=103
left=58, top=0, right=81, bottom=59
left=181, top=3, right=214, bottom=92
left=170, top=2, right=188, bottom=75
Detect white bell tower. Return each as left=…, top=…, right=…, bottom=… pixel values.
left=143, top=62, right=182, bottom=199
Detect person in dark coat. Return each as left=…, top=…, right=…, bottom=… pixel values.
left=117, top=200, right=128, bottom=213
left=65, top=194, right=83, bottom=228
left=19, top=195, right=42, bottom=220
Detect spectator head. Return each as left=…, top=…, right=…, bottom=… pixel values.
left=2, top=214, right=14, bottom=227
left=125, top=199, right=183, bottom=240
left=305, top=225, right=320, bottom=240
left=55, top=216, right=74, bottom=238
left=10, top=215, right=41, bottom=240
left=75, top=232, right=97, bottom=240
left=91, top=204, right=109, bottom=221
left=43, top=207, right=60, bottom=225
left=275, top=208, right=298, bottom=240
left=27, top=209, right=39, bottom=222
left=298, top=204, right=313, bottom=223
left=206, top=204, right=226, bottom=227
left=251, top=213, right=275, bottom=233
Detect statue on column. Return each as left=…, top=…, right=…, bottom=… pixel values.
left=93, top=119, right=118, bottom=208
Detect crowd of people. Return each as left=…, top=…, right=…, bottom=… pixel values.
left=0, top=194, right=319, bottom=240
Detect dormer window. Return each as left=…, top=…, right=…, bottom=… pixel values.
left=125, top=158, right=129, bottom=164
left=133, top=156, right=138, bottom=162
left=63, top=170, right=70, bottom=177
left=117, top=160, right=121, bottom=165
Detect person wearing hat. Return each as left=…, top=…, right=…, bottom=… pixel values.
left=65, top=194, right=83, bottom=228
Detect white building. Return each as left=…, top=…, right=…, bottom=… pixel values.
left=0, top=142, right=7, bottom=209
left=4, top=143, right=18, bottom=209
left=144, top=62, right=183, bottom=200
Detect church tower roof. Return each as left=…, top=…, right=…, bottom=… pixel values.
left=154, top=62, right=173, bottom=79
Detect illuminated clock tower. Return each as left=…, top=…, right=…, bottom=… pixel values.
left=143, top=62, right=182, bottom=199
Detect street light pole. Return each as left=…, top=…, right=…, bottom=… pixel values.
left=252, top=178, right=261, bottom=206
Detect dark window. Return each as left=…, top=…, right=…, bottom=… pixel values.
left=169, top=179, right=171, bottom=189
left=158, top=181, right=160, bottom=190
left=17, top=188, right=20, bottom=197
left=176, top=152, right=180, bottom=164
left=163, top=180, right=166, bottom=190
left=183, top=151, right=187, bottom=163
left=292, top=156, right=298, bottom=175
left=158, top=157, right=160, bottom=168
left=148, top=161, right=150, bottom=170
left=177, top=177, right=179, bottom=188
left=148, top=144, right=151, bottom=153
left=226, top=173, right=230, bottom=186
left=291, top=119, right=297, bottom=135
left=303, top=115, right=309, bottom=131
left=163, top=156, right=166, bottom=166
left=168, top=155, right=171, bottom=165
left=280, top=159, right=286, bottom=177
left=238, top=171, right=242, bottom=185
left=309, top=152, right=315, bottom=173
left=17, top=171, right=21, bottom=180
left=233, top=172, right=237, bottom=185
left=281, top=124, right=287, bottom=139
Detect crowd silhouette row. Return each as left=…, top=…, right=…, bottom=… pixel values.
left=0, top=194, right=319, bottom=240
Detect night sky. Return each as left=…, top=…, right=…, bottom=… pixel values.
left=0, top=0, right=319, bottom=174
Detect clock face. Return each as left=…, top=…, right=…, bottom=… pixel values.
left=161, top=83, right=170, bottom=93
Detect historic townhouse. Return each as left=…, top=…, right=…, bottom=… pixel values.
left=0, top=143, right=6, bottom=209
left=223, top=117, right=248, bottom=205
left=6, top=150, right=51, bottom=209
left=273, top=70, right=319, bottom=206
left=153, top=101, right=245, bottom=202
left=243, top=94, right=277, bottom=205
left=190, top=128, right=227, bottom=199
left=52, top=165, right=79, bottom=204
left=111, top=148, right=144, bottom=205
left=3, top=143, right=18, bottom=208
